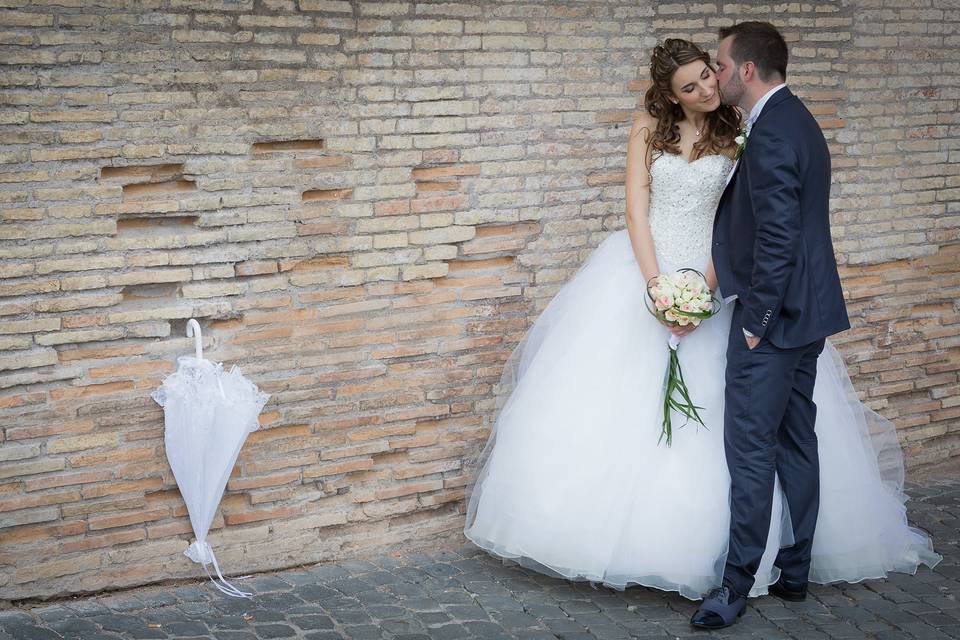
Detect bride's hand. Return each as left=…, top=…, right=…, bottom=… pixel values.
left=660, top=319, right=697, bottom=338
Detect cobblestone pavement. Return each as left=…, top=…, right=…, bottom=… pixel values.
left=2, top=477, right=958, bottom=640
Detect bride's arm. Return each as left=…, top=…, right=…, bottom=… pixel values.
left=705, top=257, right=718, bottom=292
left=625, top=115, right=660, bottom=286
left=626, top=115, right=696, bottom=338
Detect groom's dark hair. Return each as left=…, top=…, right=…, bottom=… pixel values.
left=718, top=21, right=788, bottom=82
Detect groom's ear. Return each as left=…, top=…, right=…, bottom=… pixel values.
left=740, top=60, right=757, bottom=83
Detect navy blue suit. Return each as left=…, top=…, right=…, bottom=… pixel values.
left=711, top=87, right=850, bottom=597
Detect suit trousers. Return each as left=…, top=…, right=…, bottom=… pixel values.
left=721, top=302, right=825, bottom=597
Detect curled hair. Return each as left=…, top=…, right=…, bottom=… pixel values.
left=642, top=38, right=741, bottom=164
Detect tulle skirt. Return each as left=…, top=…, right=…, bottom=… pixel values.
left=464, top=229, right=941, bottom=600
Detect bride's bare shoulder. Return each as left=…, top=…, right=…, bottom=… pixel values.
left=631, top=112, right=657, bottom=136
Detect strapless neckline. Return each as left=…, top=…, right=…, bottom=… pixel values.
left=647, top=152, right=733, bottom=267
left=656, top=152, right=733, bottom=167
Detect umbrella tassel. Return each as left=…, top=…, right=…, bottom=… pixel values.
left=202, top=548, right=252, bottom=598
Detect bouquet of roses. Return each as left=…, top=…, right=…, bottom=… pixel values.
left=646, top=269, right=720, bottom=446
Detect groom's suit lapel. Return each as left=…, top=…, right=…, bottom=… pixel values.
left=717, top=87, right=796, bottom=207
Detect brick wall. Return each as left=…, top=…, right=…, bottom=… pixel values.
left=0, top=1, right=956, bottom=599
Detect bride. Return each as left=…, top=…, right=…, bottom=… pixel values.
left=463, top=38, right=940, bottom=600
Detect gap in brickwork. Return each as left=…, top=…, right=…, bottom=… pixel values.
left=122, top=180, right=197, bottom=199
left=121, top=283, right=179, bottom=301
left=294, top=156, right=351, bottom=169
left=100, top=163, right=185, bottom=182
left=415, top=181, right=457, bottom=193
left=447, top=256, right=517, bottom=272
left=279, top=256, right=350, bottom=272
left=460, top=223, right=541, bottom=259
left=302, top=188, right=353, bottom=201
left=471, top=223, right=540, bottom=239
left=168, top=317, right=238, bottom=343
left=116, top=216, right=199, bottom=234
left=412, top=163, right=480, bottom=193
left=252, top=139, right=324, bottom=153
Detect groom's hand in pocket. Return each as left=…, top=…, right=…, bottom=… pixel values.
left=745, top=334, right=761, bottom=350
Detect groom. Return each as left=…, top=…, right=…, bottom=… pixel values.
left=692, top=22, right=850, bottom=629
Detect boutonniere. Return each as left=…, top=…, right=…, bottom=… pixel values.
left=734, top=127, right=748, bottom=160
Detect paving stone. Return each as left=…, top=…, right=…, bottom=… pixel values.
left=402, top=597, right=446, bottom=612
left=173, top=586, right=211, bottom=602
left=488, top=609, right=542, bottom=630
left=415, top=611, right=452, bottom=626
left=386, top=584, right=432, bottom=600
left=63, top=601, right=112, bottom=616
left=474, top=594, right=526, bottom=612
left=328, top=577, right=377, bottom=596
left=124, top=625, right=171, bottom=639
left=178, top=601, right=215, bottom=616
left=330, top=608, right=373, bottom=625
left=543, top=615, right=589, bottom=633
left=32, top=605, right=74, bottom=623
left=242, top=608, right=286, bottom=623
left=461, top=620, right=513, bottom=639
left=338, top=624, right=382, bottom=640
left=252, top=623, right=298, bottom=638
left=380, top=617, right=427, bottom=634
left=288, top=614, right=335, bottom=630
left=46, top=618, right=104, bottom=637
left=433, top=591, right=476, bottom=606
left=138, top=593, right=180, bottom=608
left=92, top=612, right=154, bottom=634
left=514, top=632, right=563, bottom=640
left=442, top=603, right=490, bottom=621
left=0, top=623, right=62, bottom=640
left=338, top=560, right=382, bottom=574
left=211, top=632, right=259, bottom=640
left=302, top=633, right=346, bottom=640
left=247, top=592, right=306, bottom=611
left=208, top=615, right=251, bottom=630
left=366, top=604, right=407, bottom=618
left=294, top=583, right=341, bottom=603
left=247, top=577, right=293, bottom=593
left=98, top=595, right=147, bottom=612
left=426, top=623, right=471, bottom=639
left=211, top=597, right=256, bottom=616
left=357, top=590, right=401, bottom=606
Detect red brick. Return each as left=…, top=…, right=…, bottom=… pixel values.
left=87, top=507, right=169, bottom=531
left=61, top=528, right=145, bottom=553
left=223, top=504, right=300, bottom=526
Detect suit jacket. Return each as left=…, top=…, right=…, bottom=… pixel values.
left=712, top=87, right=850, bottom=349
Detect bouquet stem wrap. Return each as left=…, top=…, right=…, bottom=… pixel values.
left=660, top=334, right=705, bottom=446
left=646, top=269, right=719, bottom=446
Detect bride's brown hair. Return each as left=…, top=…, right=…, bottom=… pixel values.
left=642, top=39, right=741, bottom=162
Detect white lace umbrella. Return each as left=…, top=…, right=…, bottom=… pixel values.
left=151, top=319, right=269, bottom=597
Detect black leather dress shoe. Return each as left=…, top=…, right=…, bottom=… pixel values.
left=769, top=576, right=808, bottom=602
left=690, top=586, right=746, bottom=629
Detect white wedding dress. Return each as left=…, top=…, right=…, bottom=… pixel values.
left=464, top=152, right=941, bottom=600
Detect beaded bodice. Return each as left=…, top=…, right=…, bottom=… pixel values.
left=648, top=153, right=734, bottom=266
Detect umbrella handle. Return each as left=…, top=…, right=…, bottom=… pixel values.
left=186, top=319, right=203, bottom=360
